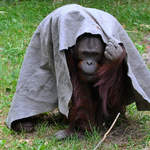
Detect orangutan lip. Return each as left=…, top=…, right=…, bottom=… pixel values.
left=81, top=73, right=97, bottom=80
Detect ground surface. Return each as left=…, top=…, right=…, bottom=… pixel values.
left=0, top=0, right=150, bottom=149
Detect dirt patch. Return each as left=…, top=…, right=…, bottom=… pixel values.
left=141, top=34, right=150, bottom=66
left=99, top=114, right=149, bottom=149
left=106, top=120, right=144, bottom=143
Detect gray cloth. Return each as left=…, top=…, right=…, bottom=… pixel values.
left=6, top=4, right=150, bottom=128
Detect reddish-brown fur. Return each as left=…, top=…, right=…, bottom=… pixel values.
left=65, top=44, right=128, bottom=132
left=95, top=44, right=127, bottom=117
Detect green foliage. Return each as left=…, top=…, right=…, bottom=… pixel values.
left=0, top=0, right=150, bottom=149
left=135, top=43, right=146, bottom=54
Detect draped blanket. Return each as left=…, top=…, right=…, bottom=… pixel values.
left=6, top=4, right=150, bottom=128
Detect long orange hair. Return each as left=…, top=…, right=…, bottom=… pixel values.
left=95, top=44, right=127, bottom=116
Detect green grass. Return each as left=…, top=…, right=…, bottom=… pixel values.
left=0, top=0, right=150, bottom=149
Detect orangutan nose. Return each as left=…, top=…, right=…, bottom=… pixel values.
left=87, top=60, right=93, bottom=65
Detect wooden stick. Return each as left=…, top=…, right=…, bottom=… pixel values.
left=93, top=113, right=120, bottom=150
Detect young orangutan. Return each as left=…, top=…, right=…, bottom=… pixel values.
left=55, top=34, right=130, bottom=139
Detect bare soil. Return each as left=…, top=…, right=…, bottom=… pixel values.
left=142, top=34, right=150, bottom=66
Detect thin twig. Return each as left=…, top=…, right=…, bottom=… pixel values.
left=93, top=113, right=120, bottom=150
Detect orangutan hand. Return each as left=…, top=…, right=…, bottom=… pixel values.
left=104, top=39, right=123, bottom=60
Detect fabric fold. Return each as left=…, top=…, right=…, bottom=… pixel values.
left=6, top=4, right=150, bottom=128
